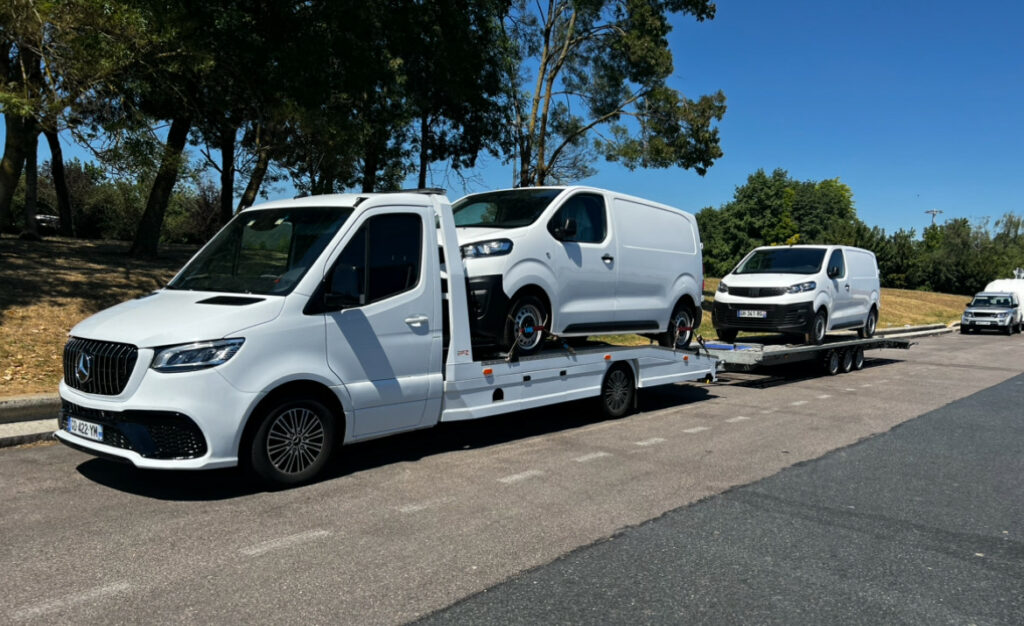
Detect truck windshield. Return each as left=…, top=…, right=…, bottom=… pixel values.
left=734, top=248, right=827, bottom=275
left=167, top=207, right=352, bottom=295
left=452, top=188, right=562, bottom=228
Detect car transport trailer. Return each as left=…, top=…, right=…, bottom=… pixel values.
left=699, top=335, right=912, bottom=376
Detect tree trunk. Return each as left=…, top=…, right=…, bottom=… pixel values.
left=130, top=117, right=192, bottom=258
left=238, top=123, right=271, bottom=210
left=219, top=125, right=235, bottom=225
left=417, top=113, right=429, bottom=189
left=361, top=140, right=380, bottom=193
left=44, top=129, right=74, bottom=237
left=21, top=123, right=41, bottom=240
left=0, top=115, right=30, bottom=234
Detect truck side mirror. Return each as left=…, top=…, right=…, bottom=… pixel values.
left=552, top=218, right=577, bottom=241
left=324, top=265, right=363, bottom=309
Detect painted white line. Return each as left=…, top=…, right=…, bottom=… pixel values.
left=398, top=503, right=431, bottom=514
left=817, top=394, right=832, bottom=399
left=760, top=408, right=777, bottom=415
left=12, top=582, right=131, bottom=620
left=574, top=451, right=612, bottom=463
left=725, top=416, right=751, bottom=423
left=844, top=388, right=857, bottom=392
left=634, top=437, right=666, bottom=447
left=241, top=529, right=331, bottom=556
left=790, top=400, right=808, bottom=406
left=860, top=383, right=872, bottom=388
left=498, top=469, right=544, bottom=484
left=683, top=426, right=710, bottom=434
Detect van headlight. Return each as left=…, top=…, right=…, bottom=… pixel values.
left=151, top=338, right=245, bottom=372
left=787, top=281, right=816, bottom=294
left=717, top=282, right=729, bottom=294
left=461, top=239, right=513, bottom=258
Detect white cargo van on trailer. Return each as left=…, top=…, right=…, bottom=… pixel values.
left=55, top=191, right=717, bottom=486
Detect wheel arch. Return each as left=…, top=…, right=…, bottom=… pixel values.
left=237, top=379, right=348, bottom=466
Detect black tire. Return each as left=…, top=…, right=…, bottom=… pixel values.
left=1004, top=324, right=1013, bottom=336
left=715, top=328, right=738, bottom=344
left=600, top=362, right=635, bottom=418
left=858, top=307, right=878, bottom=339
left=503, top=294, right=548, bottom=356
left=959, top=326, right=968, bottom=334
left=822, top=349, right=840, bottom=376
left=853, top=346, right=865, bottom=370
left=659, top=304, right=697, bottom=349
left=840, top=349, right=854, bottom=373
left=250, top=396, right=336, bottom=486
left=806, top=310, right=827, bottom=345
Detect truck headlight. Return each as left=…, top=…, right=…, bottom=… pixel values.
left=787, top=281, right=816, bottom=294
left=460, top=239, right=513, bottom=258
left=151, top=338, right=244, bottom=372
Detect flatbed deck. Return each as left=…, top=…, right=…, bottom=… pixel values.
left=700, top=335, right=912, bottom=372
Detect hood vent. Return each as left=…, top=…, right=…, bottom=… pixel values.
left=196, top=296, right=266, bottom=306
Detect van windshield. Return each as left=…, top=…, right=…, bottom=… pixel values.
left=452, top=189, right=562, bottom=228
left=167, top=207, right=352, bottom=295
left=734, top=248, right=826, bottom=275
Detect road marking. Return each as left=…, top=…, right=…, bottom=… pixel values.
left=634, top=437, right=666, bottom=446
left=817, top=394, right=832, bottom=399
left=574, top=451, right=612, bottom=463
left=725, top=416, right=750, bottom=423
left=498, top=469, right=544, bottom=484
left=683, top=426, right=710, bottom=434
left=760, top=408, right=777, bottom=414
left=12, top=582, right=131, bottom=620
left=241, top=529, right=331, bottom=556
left=860, top=383, right=872, bottom=388
left=844, top=388, right=857, bottom=392
left=790, top=400, right=808, bottom=406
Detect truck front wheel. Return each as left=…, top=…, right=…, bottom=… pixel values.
left=250, top=396, right=336, bottom=486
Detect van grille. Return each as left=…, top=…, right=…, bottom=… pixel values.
left=63, top=338, right=138, bottom=396
left=60, top=401, right=207, bottom=459
left=728, top=286, right=787, bottom=298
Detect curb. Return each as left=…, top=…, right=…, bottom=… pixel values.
left=0, top=395, right=60, bottom=424
left=0, top=430, right=55, bottom=449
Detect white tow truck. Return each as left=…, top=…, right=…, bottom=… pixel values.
left=55, top=191, right=718, bottom=485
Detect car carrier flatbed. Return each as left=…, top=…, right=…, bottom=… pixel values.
left=699, top=335, right=912, bottom=375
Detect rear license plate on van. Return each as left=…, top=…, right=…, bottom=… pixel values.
left=67, top=417, right=103, bottom=442
left=737, top=310, right=767, bottom=319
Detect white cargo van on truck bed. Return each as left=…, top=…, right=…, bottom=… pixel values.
left=55, top=191, right=717, bottom=485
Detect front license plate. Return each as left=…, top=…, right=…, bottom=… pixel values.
left=67, top=417, right=103, bottom=442
left=976, top=321, right=991, bottom=325
left=737, top=310, right=767, bottom=319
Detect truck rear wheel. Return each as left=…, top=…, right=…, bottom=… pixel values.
left=600, top=362, right=635, bottom=418
left=250, top=396, right=336, bottom=486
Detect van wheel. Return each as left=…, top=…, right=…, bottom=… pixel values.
left=250, top=396, right=336, bottom=486
left=840, top=349, right=854, bottom=373
left=600, top=362, right=635, bottom=418
left=716, top=328, right=738, bottom=344
left=659, top=305, right=696, bottom=349
left=822, top=349, right=840, bottom=376
left=806, top=310, right=827, bottom=345
left=853, top=346, right=865, bottom=370
left=504, top=295, right=547, bottom=356
left=858, top=307, right=878, bottom=338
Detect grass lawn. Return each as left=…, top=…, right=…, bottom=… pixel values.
left=0, top=237, right=967, bottom=397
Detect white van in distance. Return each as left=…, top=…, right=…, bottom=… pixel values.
left=452, top=186, right=704, bottom=355
left=713, top=245, right=880, bottom=344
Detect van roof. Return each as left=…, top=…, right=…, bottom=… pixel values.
left=239, top=191, right=446, bottom=213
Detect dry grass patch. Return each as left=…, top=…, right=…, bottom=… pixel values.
left=0, top=235, right=197, bottom=397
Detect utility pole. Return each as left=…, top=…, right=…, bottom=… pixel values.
left=925, top=209, right=943, bottom=225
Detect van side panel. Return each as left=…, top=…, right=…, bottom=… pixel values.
left=612, top=198, right=699, bottom=327
left=844, top=247, right=880, bottom=323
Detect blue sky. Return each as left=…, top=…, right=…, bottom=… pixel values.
left=450, top=0, right=1024, bottom=235
left=11, top=1, right=1023, bottom=236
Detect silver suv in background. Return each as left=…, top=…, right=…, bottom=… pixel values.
left=960, top=292, right=1022, bottom=335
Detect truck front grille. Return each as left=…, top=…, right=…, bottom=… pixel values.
left=60, top=401, right=208, bottom=460
left=63, top=338, right=138, bottom=396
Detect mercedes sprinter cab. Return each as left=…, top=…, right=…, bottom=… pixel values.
left=451, top=187, right=704, bottom=356
left=713, top=245, right=880, bottom=344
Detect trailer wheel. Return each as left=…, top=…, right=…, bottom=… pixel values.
left=853, top=346, right=865, bottom=370
left=822, top=349, right=840, bottom=376
left=600, top=362, right=635, bottom=418
left=840, top=349, right=854, bottom=373
left=806, top=310, right=827, bottom=345
left=250, top=396, right=336, bottom=486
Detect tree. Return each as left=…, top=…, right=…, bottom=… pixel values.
left=504, top=0, right=726, bottom=186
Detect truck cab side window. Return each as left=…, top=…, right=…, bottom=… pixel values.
left=329, top=213, right=423, bottom=306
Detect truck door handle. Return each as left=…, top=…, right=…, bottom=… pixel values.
left=404, top=315, right=429, bottom=327
left=602, top=254, right=614, bottom=263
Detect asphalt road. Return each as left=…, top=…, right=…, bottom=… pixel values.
left=1, top=332, right=1021, bottom=624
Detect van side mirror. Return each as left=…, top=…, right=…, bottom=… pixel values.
left=324, top=265, right=362, bottom=309
left=827, top=265, right=840, bottom=279
left=552, top=218, right=577, bottom=241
